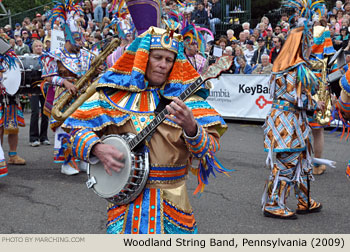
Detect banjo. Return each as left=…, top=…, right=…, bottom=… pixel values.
left=86, top=56, right=233, bottom=205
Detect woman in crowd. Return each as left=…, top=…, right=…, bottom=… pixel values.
left=29, top=40, right=49, bottom=147
left=234, top=56, right=252, bottom=74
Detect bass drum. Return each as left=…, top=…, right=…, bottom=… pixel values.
left=2, top=57, right=23, bottom=96
left=17, top=54, right=42, bottom=94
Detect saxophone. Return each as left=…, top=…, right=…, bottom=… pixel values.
left=51, top=38, right=120, bottom=121
left=310, top=57, right=332, bottom=125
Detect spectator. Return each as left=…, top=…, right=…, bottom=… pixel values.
left=251, top=37, right=270, bottom=67
left=9, top=39, right=15, bottom=49
left=82, top=0, right=94, bottom=29
left=265, top=27, right=274, bottom=50
left=4, top=25, right=14, bottom=39
left=14, top=23, right=22, bottom=37
left=21, top=30, right=33, bottom=52
left=242, top=22, right=253, bottom=35
left=235, top=56, right=252, bottom=74
left=217, top=37, right=228, bottom=50
left=226, top=29, right=237, bottom=42
left=269, top=36, right=283, bottom=64
left=252, top=54, right=273, bottom=74
left=281, top=28, right=288, bottom=38
left=244, top=40, right=255, bottom=66
left=334, top=26, right=349, bottom=50
left=274, top=25, right=282, bottom=36
left=44, top=38, right=51, bottom=52
left=14, top=37, right=30, bottom=55
left=344, top=2, right=350, bottom=15
left=238, top=31, right=247, bottom=49
left=94, top=0, right=110, bottom=26
left=209, top=0, right=221, bottom=36
left=193, top=2, right=209, bottom=28
left=233, top=46, right=246, bottom=69
left=29, top=40, right=50, bottom=147
left=100, top=16, right=111, bottom=31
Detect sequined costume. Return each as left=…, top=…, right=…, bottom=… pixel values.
left=61, top=0, right=228, bottom=233
left=262, top=25, right=322, bottom=219
left=40, top=47, right=95, bottom=163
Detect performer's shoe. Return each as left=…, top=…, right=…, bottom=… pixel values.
left=313, top=164, right=326, bottom=175
left=263, top=204, right=297, bottom=219
left=61, top=163, right=79, bottom=176
left=7, top=155, right=26, bottom=165
left=296, top=199, right=322, bottom=214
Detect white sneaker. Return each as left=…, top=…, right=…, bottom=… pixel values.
left=79, top=161, right=89, bottom=173
left=61, top=163, right=79, bottom=175
left=31, top=141, right=40, bottom=147
left=41, top=140, right=51, bottom=145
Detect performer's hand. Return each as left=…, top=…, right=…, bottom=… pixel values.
left=165, top=97, right=198, bottom=137
left=92, top=143, right=124, bottom=176
left=63, top=80, right=78, bottom=95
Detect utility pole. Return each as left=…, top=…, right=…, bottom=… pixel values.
left=0, top=1, right=11, bottom=27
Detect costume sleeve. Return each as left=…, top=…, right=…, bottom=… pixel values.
left=58, top=127, right=101, bottom=164
left=181, top=97, right=229, bottom=194
left=40, top=54, right=65, bottom=86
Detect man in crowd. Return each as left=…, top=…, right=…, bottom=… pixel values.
left=14, top=37, right=30, bottom=55
left=269, top=36, right=283, bottom=64
left=243, top=40, right=255, bottom=66
left=193, top=1, right=209, bottom=28
left=251, top=37, right=270, bottom=67
left=252, top=54, right=273, bottom=74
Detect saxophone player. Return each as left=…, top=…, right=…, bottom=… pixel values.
left=40, top=1, right=102, bottom=175
left=309, top=21, right=336, bottom=175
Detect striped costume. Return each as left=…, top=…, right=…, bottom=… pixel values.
left=62, top=23, right=228, bottom=233
left=262, top=26, right=322, bottom=219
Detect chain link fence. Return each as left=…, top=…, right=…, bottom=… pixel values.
left=0, top=3, right=54, bottom=28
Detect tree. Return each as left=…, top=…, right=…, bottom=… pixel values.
left=2, top=0, right=52, bottom=15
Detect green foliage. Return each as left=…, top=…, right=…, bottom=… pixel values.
left=2, top=0, right=53, bottom=15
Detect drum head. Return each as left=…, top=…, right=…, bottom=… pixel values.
left=2, top=59, right=22, bottom=95
left=89, top=135, right=132, bottom=198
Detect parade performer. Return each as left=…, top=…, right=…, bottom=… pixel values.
left=181, top=22, right=212, bottom=75
left=262, top=0, right=325, bottom=219
left=0, top=48, right=26, bottom=167
left=61, top=0, right=228, bottom=234
left=40, top=0, right=95, bottom=175
left=309, top=23, right=336, bottom=175
left=106, top=3, right=135, bottom=68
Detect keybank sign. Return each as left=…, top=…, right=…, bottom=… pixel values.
left=238, top=84, right=270, bottom=96
left=207, top=74, right=272, bottom=120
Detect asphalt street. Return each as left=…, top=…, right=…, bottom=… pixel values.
left=0, top=112, right=349, bottom=234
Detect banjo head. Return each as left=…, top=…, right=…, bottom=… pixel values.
left=88, top=135, right=132, bottom=198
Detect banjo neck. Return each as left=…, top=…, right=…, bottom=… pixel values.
left=128, top=76, right=203, bottom=151
left=128, top=55, right=233, bottom=151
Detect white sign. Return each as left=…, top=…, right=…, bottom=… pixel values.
left=51, top=29, right=65, bottom=50
left=207, top=74, right=272, bottom=120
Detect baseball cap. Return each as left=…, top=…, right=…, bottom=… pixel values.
left=246, top=40, right=254, bottom=45
left=257, top=37, right=264, bottom=42
left=15, top=23, right=21, bottom=27
left=36, top=13, right=41, bottom=17
left=282, top=28, right=288, bottom=33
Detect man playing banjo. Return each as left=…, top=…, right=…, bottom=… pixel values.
left=61, top=0, right=228, bottom=234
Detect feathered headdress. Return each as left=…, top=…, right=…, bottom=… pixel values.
left=107, top=1, right=136, bottom=39
left=283, top=0, right=326, bottom=53
left=0, top=49, right=17, bottom=72
left=49, top=0, right=84, bottom=45
left=181, top=23, right=213, bottom=57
